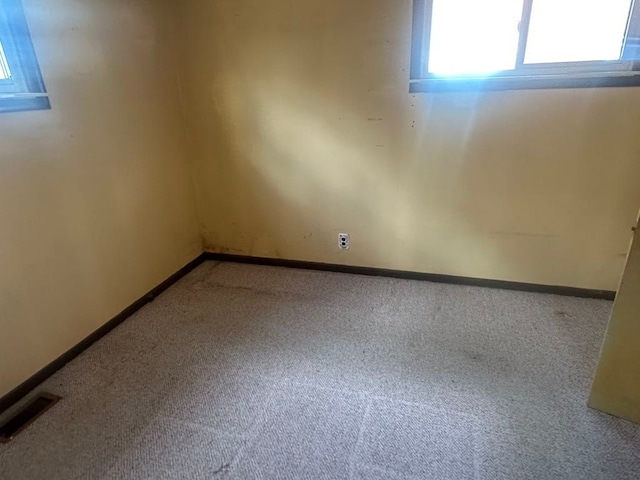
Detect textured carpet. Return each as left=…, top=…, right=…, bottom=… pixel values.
left=1, top=261, right=639, bottom=480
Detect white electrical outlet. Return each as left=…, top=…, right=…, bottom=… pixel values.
left=338, top=233, right=350, bottom=250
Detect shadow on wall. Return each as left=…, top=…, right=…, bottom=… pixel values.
left=177, top=0, right=640, bottom=289
left=0, top=0, right=202, bottom=397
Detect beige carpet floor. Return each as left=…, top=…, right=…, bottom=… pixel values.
left=1, top=261, right=639, bottom=479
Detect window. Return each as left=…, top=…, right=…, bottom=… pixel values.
left=410, top=0, right=640, bottom=92
left=0, top=0, right=49, bottom=112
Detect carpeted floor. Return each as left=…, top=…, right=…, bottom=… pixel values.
left=1, top=261, right=639, bottom=479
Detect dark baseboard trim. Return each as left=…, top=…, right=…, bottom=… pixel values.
left=0, top=250, right=616, bottom=415
left=0, top=253, right=207, bottom=416
left=204, top=252, right=617, bottom=301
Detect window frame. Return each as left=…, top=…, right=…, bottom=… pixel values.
left=410, top=0, right=640, bottom=92
left=0, top=0, right=49, bottom=113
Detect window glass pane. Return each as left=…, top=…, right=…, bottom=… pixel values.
left=525, top=0, right=633, bottom=64
left=428, top=0, right=523, bottom=75
left=0, top=40, right=10, bottom=79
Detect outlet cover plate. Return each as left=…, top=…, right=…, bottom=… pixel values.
left=338, top=233, right=350, bottom=250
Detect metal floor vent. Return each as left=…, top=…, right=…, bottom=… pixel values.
left=0, top=393, right=61, bottom=443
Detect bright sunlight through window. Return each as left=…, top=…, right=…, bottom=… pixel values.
left=411, top=0, right=640, bottom=91
left=525, top=0, right=632, bottom=64
left=0, top=0, right=49, bottom=112
left=0, top=41, right=10, bottom=80
left=429, top=0, right=632, bottom=75
left=429, top=0, right=523, bottom=75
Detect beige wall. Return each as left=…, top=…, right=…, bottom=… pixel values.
left=2, top=0, right=640, bottom=401
left=0, top=0, right=202, bottom=398
left=178, top=0, right=640, bottom=291
left=589, top=215, right=640, bottom=423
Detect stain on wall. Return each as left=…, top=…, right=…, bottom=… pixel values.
left=176, top=0, right=640, bottom=290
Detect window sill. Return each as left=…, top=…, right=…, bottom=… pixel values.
left=409, top=73, right=640, bottom=93
left=0, top=95, right=50, bottom=113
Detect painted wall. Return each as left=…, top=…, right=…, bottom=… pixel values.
left=589, top=215, right=640, bottom=423
left=177, top=0, right=640, bottom=291
left=2, top=0, right=640, bottom=401
left=0, top=0, right=201, bottom=398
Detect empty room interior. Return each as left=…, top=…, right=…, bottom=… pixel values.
left=2, top=0, right=640, bottom=478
